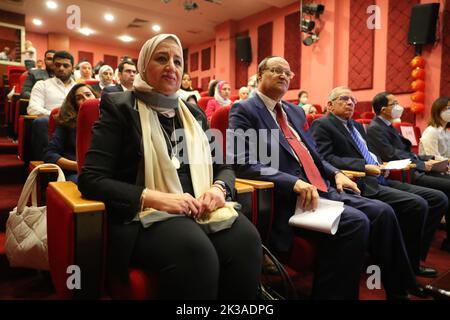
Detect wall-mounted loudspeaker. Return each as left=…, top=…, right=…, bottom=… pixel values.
left=408, top=3, right=440, bottom=45
left=236, top=36, right=252, bottom=63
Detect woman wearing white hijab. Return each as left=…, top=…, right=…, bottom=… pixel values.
left=91, top=65, right=114, bottom=93
left=205, top=80, right=232, bottom=121
left=78, top=34, right=262, bottom=299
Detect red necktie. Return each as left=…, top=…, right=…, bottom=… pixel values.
left=275, top=103, right=328, bottom=192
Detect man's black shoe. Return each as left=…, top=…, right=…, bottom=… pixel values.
left=416, top=266, right=438, bottom=278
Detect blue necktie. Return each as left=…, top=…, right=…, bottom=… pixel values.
left=347, top=121, right=387, bottom=185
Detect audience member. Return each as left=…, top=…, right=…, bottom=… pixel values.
left=78, top=34, right=262, bottom=299
left=234, top=86, right=249, bottom=103
left=76, top=61, right=93, bottom=82
left=103, top=61, right=137, bottom=93
left=368, top=92, right=450, bottom=253
left=177, top=72, right=201, bottom=103
left=0, top=46, right=11, bottom=61
left=36, top=59, right=44, bottom=70
left=91, top=65, right=114, bottom=94
left=22, top=40, right=37, bottom=70
left=247, top=74, right=257, bottom=98
left=229, top=56, right=424, bottom=300
left=310, top=86, right=446, bottom=279
left=205, top=80, right=232, bottom=121
left=20, top=49, right=56, bottom=99
left=44, top=83, right=98, bottom=183
left=27, top=50, right=76, bottom=160
left=207, top=79, right=219, bottom=97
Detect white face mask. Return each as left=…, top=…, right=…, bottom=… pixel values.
left=391, top=104, right=404, bottom=119
left=441, top=109, right=450, bottom=123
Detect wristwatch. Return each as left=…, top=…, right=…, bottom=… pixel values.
left=213, top=180, right=229, bottom=199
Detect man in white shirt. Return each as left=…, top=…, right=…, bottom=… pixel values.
left=28, top=50, right=76, bottom=159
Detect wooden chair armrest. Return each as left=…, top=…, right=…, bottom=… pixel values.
left=23, top=115, right=38, bottom=120
left=342, top=170, right=366, bottom=178
left=48, top=181, right=105, bottom=213
left=234, top=181, right=254, bottom=194
left=235, top=178, right=274, bottom=189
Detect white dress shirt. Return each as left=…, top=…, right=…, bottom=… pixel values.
left=419, top=125, right=450, bottom=160
left=27, top=77, right=76, bottom=116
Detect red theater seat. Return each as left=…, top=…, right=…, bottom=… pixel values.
left=392, top=122, right=421, bottom=154
left=48, top=107, right=60, bottom=138
left=360, top=111, right=375, bottom=119
left=197, top=96, right=213, bottom=112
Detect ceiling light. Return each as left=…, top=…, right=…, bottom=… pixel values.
left=46, top=1, right=58, bottom=9
left=152, top=24, right=161, bottom=32
left=32, top=18, right=43, bottom=26
left=104, top=14, right=114, bottom=22
left=79, top=27, right=94, bottom=36
left=119, top=35, right=134, bottom=42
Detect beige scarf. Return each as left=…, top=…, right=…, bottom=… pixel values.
left=137, top=98, right=238, bottom=224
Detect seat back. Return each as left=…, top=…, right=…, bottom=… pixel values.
left=76, top=99, right=100, bottom=173
left=197, top=96, right=213, bottom=112
left=200, top=91, right=209, bottom=97
left=355, top=118, right=372, bottom=133
left=210, top=105, right=232, bottom=158
left=360, top=111, right=375, bottom=119
left=84, top=79, right=100, bottom=86
left=48, top=107, right=60, bottom=138
left=16, top=71, right=28, bottom=93
left=6, top=66, right=26, bottom=88
left=393, top=122, right=421, bottom=153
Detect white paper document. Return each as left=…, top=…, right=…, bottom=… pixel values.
left=288, top=198, right=345, bottom=235
left=383, top=159, right=412, bottom=170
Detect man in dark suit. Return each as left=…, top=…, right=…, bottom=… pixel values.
left=20, top=49, right=56, bottom=99
left=103, top=61, right=137, bottom=94
left=310, top=86, right=446, bottom=279
left=229, top=56, right=423, bottom=299
left=367, top=92, right=450, bottom=252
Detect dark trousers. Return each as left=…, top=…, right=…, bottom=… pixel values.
left=131, top=213, right=262, bottom=300
left=31, top=116, right=49, bottom=160
left=298, top=188, right=415, bottom=299
left=414, top=172, right=450, bottom=239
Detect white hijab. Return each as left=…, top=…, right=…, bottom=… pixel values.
left=214, top=81, right=232, bottom=107
left=98, top=65, right=114, bottom=89
left=133, top=34, right=183, bottom=117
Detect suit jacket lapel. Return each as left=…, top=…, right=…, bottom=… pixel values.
left=329, top=114, right=364, bottom=158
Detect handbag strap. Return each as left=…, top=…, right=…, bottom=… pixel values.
left=16, top=163, right=66, bottom=214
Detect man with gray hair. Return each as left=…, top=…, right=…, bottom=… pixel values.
left=229, top=56, right=423, bottom=299
left=310, top=86, right=448, bottom=298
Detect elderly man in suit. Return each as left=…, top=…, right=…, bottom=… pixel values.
left=367, top=92, right=450, bottom=253
left=228, top=56, right=425, bottom=300
left=310, top=86, right=447, bottom=281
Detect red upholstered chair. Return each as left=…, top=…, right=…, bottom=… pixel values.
left=360, top=111, right=375, bottom=119
left=48, top=107, right=60, bottom=138
left=200, top=91, right=209, bottom=97
left=229, top=95, right=239, bottom=102
left=355, top=118, right=372, bottom=133
left=312, top=104, right=322, bottom=114
left=84, top=79, right=100, bottom=86
left=197, top=96, right=213, bottom=112
left=392, top=122, right=421, bottom=154
left=352, top=110, right=361, bottom=119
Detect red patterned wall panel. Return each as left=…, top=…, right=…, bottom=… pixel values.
left=190, top=52, right=199, bottom=72
left=385, top=0, right=419, bottom=94
left=235, top=30, right=249, bottom=89
left=440, top=1, right=450, bottom=96
left=191, top=77, right=198, bottom=90
left=183, top=48, right=189, bottom=73
left=78, top=51, right=93, bottom=65
left=104, top=55, right=118, bottom=70
left=348, top=0, right=374, bottom=90
left=201, top=47, right=211, bottom=71
left=258, top=22, right=273, bottom=64
left=284, top=12, right=301, bottom=90
left=201, top=77, right=210, bottom=91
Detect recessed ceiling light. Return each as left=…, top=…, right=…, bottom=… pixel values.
left=46, top=1, right=58, bottom=9
left=104, top=14, right=114, bottom=22
left=119, top=35, right=134, bottom=42
left=32, top=18, right=43, bottom=26
left=152, top=24, right=161, bottom=32
left=79, top=27, right=94, bottom=36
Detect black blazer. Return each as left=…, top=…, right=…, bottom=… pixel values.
left=229, top=95, right=339, bottom=252
left=310, top=113, right=382, bottom=197
left=78, top=91, right=235, bottom=281
left=367, top=116, right=432, bottom=172
left=20, top=69, right=50, bottom=99
left=102, top=84, right=124, bottom=94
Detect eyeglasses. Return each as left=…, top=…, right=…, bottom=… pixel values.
left=264, top=67, right=295, bottom=80
left=333, top=95, right=357, bottom=105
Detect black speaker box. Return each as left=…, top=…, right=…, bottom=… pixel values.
left=236, top=36, right=252, bottom=63
left=408, top=3, right=440, bottom=45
